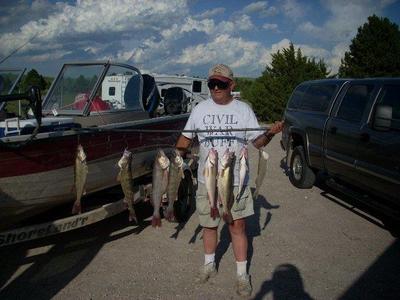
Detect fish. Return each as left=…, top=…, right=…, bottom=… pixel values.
left=217, top=149, right=235, bottom=224
left=203, top=148, right=219, bottom=219
left=237, top=145, right=248, bottom=200
left=254, top=148, right=270, bottom=199
left=72, top=144, right=88, bottom=214
left=166, top=149, right=184, bottom=221
left=117, top=149, right=138, bottom=223
left=151, top=149, right=170, bottom=227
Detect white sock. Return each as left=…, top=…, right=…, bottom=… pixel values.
left=205, top=253, right=215, bottom=265
left=236, top=260, right=247, bottom=276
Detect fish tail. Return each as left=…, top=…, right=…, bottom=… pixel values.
left=71, top=200, right=81, bottom=214
left=210, top=207, right=220, bottom=220
left=151, top=216, right=162, bottom=227
left=223, top=212, right=233, bottom=224
left=165, top=204, right=175, bottom=221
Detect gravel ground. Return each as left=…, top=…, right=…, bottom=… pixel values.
left=0, top=133, right=399, bottom=300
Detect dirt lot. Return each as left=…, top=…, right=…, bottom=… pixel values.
left=0, top=133, right=399, bottom=300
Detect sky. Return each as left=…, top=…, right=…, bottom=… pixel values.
left=0, top=0, right=399, bottom=78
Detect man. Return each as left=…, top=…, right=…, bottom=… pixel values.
left=176, top=64, right=283, bottom=297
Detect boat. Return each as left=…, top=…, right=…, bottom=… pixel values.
left=0, top=61, right=189, bottom=229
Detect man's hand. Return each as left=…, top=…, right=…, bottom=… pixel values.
left=268, top=120, right=284, bottom=135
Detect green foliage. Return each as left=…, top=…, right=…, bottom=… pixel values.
left=234, top=77, right=254, bottom=104
left=0, top=73, right=18, bottom=95
left=339, top=15, right=400, bottom=78
left=20, top=69, right=48, bottom=92
left=241, top=43, right=329, bottom=121
left=4, top=69, right=51, bottom=117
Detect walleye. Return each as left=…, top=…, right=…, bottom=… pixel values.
left=72, top=144, right=88, bottom=214
left=117, top=149, right=138, bottom=223
left=217, top=149, right=235, bottom=224
left=237, top=145, right=248, bottom=200
left=254, top=148, right=270, bottom=198
left=204, top=148, right=219, bottom=219
left=166, top=150, right=184, bottom=221
left=151, top=149, right=170, bottom=227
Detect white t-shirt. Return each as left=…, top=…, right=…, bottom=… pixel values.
left=182, top=98, right=261, bottom=186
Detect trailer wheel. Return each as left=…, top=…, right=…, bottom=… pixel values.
left=289, top=145, right=316, bottom=189
left=174, top=170, right=195, bottom=222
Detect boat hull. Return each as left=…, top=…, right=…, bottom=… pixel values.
left=0, top=114, right=187, bottom=229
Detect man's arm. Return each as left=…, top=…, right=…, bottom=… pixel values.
left=252, top=121, right=284, bottom=149
left=176, top=134, right=192, bottom=157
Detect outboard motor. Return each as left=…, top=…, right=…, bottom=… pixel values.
left=164, top=87, right=187, bottom=115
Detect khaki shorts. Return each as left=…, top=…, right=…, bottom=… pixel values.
left=196, top=183, right=254, bottom=228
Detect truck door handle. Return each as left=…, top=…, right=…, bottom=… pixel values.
left=329, top=126, right=337, bottom=134
left=360, top=132, right=370, bottom=142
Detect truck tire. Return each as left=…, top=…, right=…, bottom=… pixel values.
left=289, top=145, right=316, bottom=189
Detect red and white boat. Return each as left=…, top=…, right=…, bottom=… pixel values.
left=0, top=62, right=188, bottom=229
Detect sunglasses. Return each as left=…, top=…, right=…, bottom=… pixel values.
left=207, top=79, right=230, bottom=90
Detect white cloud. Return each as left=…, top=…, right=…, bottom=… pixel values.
left=243, top=1, right=278, bottom=17
left=174, top=34, right=265, bottom=75
left=232, top=14, right=255, bottom=31
left=262, top=23, right=279, bottom=31
left=28, top=50, right=73, bottom=62
left=1, top=0, right=395, bottom=77
left=195, top=7, right=225, bottom=19
left=282, top=0, right=305, bottom=20
left=0, top=0, right=187, bottom=56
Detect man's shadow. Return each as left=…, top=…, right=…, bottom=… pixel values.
left=215, top=189, right=279, bottom=271
left=253, top=264, right=314, bottom=300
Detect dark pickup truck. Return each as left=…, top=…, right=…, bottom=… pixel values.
left=281, top=78, right=400, bottom=212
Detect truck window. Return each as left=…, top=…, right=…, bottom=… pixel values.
left=193, top=81, right=202, bottom=93
left=375, top=84, right=400, bottom=130
left=287, top=84, right=308, bottom=109
left=300, top=84, right=337, bottom=113
left=336, top=84, right=374, bottom=123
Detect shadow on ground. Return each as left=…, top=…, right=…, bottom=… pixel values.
left=253, top=264, right=313, bottom=300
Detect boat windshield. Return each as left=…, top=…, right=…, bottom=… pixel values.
left=43, top=64, right=104, bottom=114
left=43, top=63, right=143, bottom=115
left=0, top=68, right=26, bottom=113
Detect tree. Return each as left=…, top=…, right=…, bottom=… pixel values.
left=243, top=43, right=329, bottom=121
left=20, top=69, right=48, bottom=92
left=6, top=69, right=49, bottom=117
left=339, top=15, right=400, bottom=78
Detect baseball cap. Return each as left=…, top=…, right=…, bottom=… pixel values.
left=208, top=64, right=234, bottom=82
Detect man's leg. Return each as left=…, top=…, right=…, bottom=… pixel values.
left=196, top=226, right=218, bottom=283
left=229, top=218, right=247, bottom=262
left=203, top=226, right=218, bottom=254
left=196, top=183, right=220, bottom=283
left=229, top=218, right=252, bottom=297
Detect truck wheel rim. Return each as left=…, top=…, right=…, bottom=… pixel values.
left=292, top=155, right=303, bottom=180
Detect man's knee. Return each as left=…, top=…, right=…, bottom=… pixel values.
left=229, top=219, right=246, bottom=236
